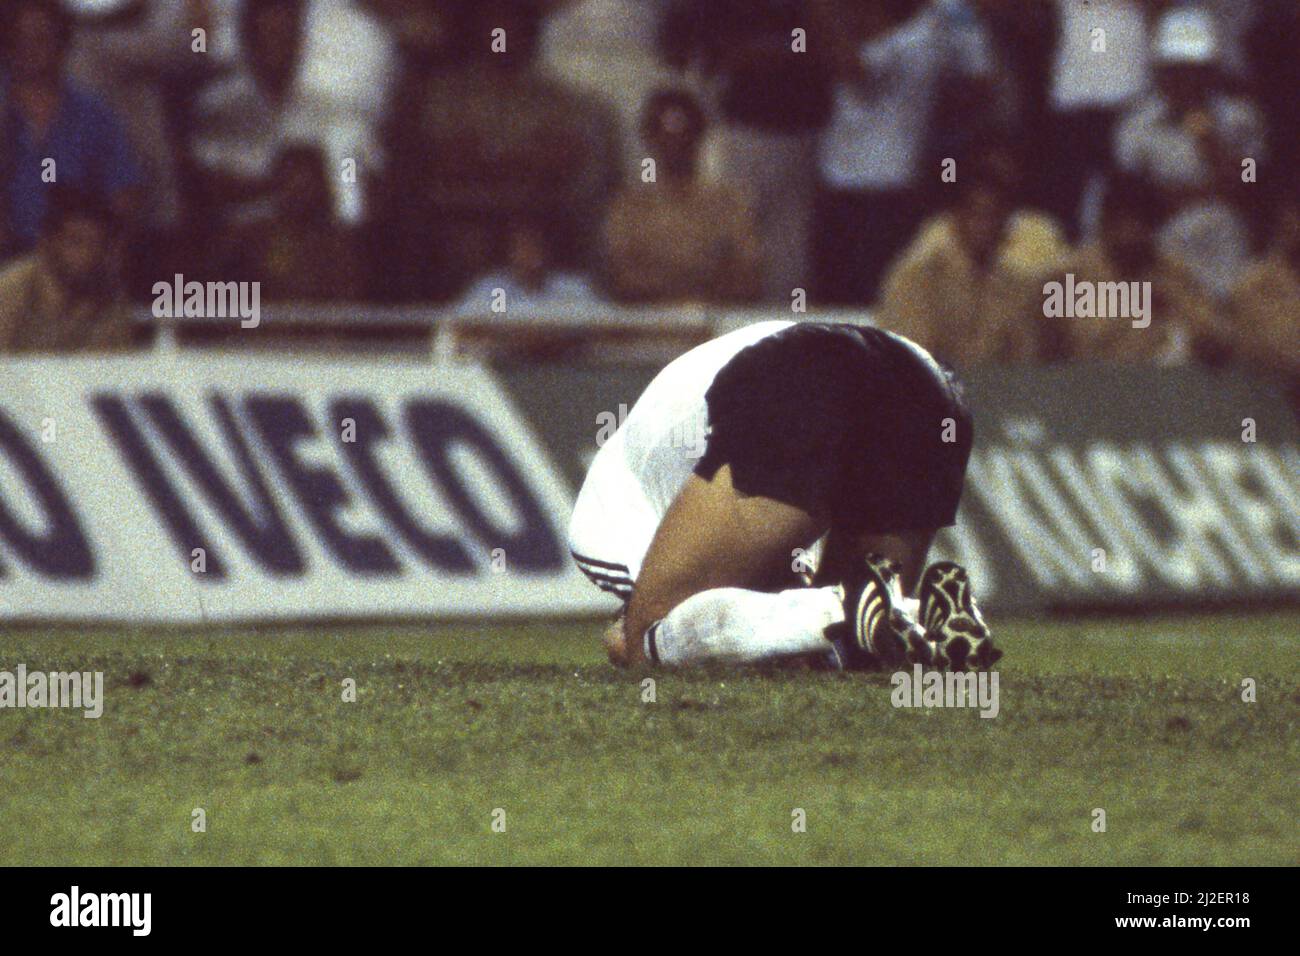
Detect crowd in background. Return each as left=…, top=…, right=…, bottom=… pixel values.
left=0, top=0, right=1295, bottom=383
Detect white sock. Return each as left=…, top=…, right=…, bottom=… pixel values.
left=647, top=586, right=844, bottom=667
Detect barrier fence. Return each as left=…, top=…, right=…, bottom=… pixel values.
left=1, top=310, right=1296, bottom=621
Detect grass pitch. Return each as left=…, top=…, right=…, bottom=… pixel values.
left=1, top=611, right=1296, bottom=866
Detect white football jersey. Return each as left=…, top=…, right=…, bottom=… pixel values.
left=569, top=320, right=794, bottom=592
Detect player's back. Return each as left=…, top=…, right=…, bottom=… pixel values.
left=568, top=321, right=793, bottom=584
left=570, top=319, right=963, bottom=588
left=616, top=320, right=794, bottom=516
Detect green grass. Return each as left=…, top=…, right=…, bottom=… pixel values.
left=1, top=611, right=1296, bottom=865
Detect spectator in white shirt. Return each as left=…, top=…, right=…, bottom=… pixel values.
left=456, top=217, right=600, bottom=319
left=1044, top=0, right=1150, bottom=239
left=539, top=0, right=675, bottom=179
left=812, top=0, right=996, bottom=306
left=188, top=0, right=396, bottom=229
left=1112, top=6, right=1265, bottom=302
left=1113, top=8, right=1264, bottom=204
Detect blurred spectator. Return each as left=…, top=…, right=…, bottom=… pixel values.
left=659, top=0, right=831, bottom=301
left=602, top=88, right=761, bottom=304
left=382, top=0, right=619, bottom=302
left=1191, top=0, right=1259, bottom=84
left=542, top=0, right=676, bottom=176
left=973, top=0, right=1058, bottom=207
left=1112, top=8, right=1264, bottom=229
left=216, top=143, right=365, bottom=301
left=813, top=0, right=1000, bottom=306
left=363, top=0, right=462, bottom=70
left=0, top=184, right=135, bottom=353
left=907, top=144, right=1067, bottom=276
left=1110, top=6, right=1267, bottom=308
left=188, top=0, right=396, bottom=228
left=457, top=215, right=599, bottom=316
left=928, top=0, right=1023, bottom=156
left=1156, top=196, right=1252, bottom=303
left=66, top=0, right=230, bottom=234
left=877, top=154, right=1056, bottom=367
left=0, top=0, right=144, bottom=261
left=1114, top=6, right=1264, bottom=196
left=1223, top=196, right=1300, bottom=380
left=1045, top=0, right=1150, bottom=239
left=1040, top=174, right=1212, bottom=364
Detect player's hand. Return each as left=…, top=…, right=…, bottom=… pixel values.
left=604, top=619, right=637, bottom=667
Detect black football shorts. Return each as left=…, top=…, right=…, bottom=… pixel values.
left=693, top=322, right=973, bottom=533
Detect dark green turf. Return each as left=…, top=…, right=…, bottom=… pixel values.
left=1, top=612, right=1296, bottom=865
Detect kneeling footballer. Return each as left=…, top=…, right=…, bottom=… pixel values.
left=569, top=320, right=1000, bottom=671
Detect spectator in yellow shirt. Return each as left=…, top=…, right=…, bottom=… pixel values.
left=0, top=186, right=136, bottom=354
left=1225, top=195, right=1300, bottom=379
left=878, top=155, right=1059, bottom=368
left=1039, top=174, right=1214, bottom=364
left=602, top=88, right=762, bottom=305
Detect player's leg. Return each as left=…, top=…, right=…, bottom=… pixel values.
left=569, top=429, right=845, bottom=669
left=615, top=511, right=946, bottom=670
left=816, top=528, right=935, bottom=595
left=612, top=462, right=838, bottom=667
left=813, top=524, right=998, bottom=669
left=815, top=526, right=999, bottom=670
left=626, top=586, right=848, bottom=668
